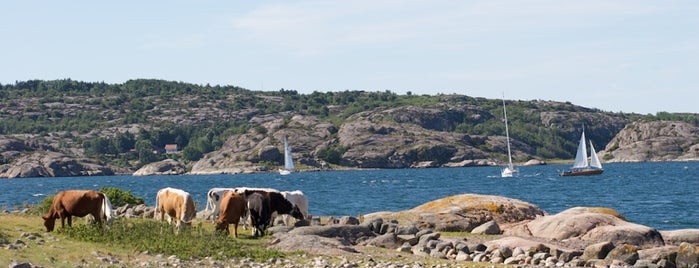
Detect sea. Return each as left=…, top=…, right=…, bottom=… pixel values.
left=1, top=162, right=697, bottom=231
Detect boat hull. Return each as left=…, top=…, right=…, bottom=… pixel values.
left=560, top=169, right=604, bottom=177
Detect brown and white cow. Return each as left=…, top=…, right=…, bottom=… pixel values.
left=155, top=187, right=196, bottom=230
left=214, top=190, right=247, bottom=238
left=42, top=190, right=114, bottom=232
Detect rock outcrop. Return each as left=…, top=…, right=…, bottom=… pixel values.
left=0, top=151, right=113, bottom=178
left=363, top=194, right=546, bottom=232
left=133, top=159, right=186, bottom=176
left=506, top=207, right=665, bottom=249
left=603, top=121, right=699, bottom=162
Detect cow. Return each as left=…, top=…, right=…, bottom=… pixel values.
left=42, top=190, right=114, bottom=232
left=243, top=189, right=305, bottom=236
left=214, top=190, right=247, bottom=238
left=206, top=187, right=278, bottom=225
left=244, top=192, right=269, bottom=237
left=155, top=187, right=196, bottom=230
left=205, top=187, right=236, bottom=222
left=280, top=190, right=309, bottom=225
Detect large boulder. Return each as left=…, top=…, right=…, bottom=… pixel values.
left=133, top=159, right=186, bottom=176
left=507, top=207, right=665, bottom=248
left=364, top=194, right=546, bottom=232
left=661, top=229, right=699, bottom=246
left=676, top=242, right=699, bottom=268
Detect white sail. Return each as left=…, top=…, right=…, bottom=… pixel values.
left=501, top=96, right=518, bottom=177
left=572, top=130, right=589, bottom=168
left=589, top=141, right=603, bottom=169
left=283, top=136, right=295, bottom=171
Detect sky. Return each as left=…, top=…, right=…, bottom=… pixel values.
left=1, top=1, right=697, bottom=115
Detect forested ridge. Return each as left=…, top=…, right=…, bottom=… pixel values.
left=1, top=79, right=697, bottom=171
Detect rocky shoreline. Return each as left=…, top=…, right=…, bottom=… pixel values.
left=5, top=193, right=699, bottom=267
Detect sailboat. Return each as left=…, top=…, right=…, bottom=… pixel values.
left=279, top=136, right=295, bottom=175
left=501, top=96, right=518, bottom=177
left=560, top=126, right=604, bottom=176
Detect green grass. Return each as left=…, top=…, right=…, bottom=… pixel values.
left=0, top=213, right=290, bottom=267
left=58, top=218, right=285, bottom=260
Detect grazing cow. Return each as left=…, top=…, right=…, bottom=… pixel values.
left=42, top=190, right=114, bottom=232
left=243, top=189, right=305, bottom=236
left=245, top=192, right=269, bottom=237
left=280, top=190, right=309, bottom=225
left=205, top=187, right=236, bottom=222
left=214, top=190, right=247, bottom=238
left=155, top=187, right=196, bottom=230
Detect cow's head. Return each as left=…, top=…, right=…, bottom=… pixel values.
left=42, top=214, right=58, bottom=232
left=290, top=205, right=304, bottom=220
left=214, top=220, right=228, bottom=233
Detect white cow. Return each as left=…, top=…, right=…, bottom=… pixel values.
left=205, top=187, right=236, bottom=222
left=280, top=190, right=309, bottom=226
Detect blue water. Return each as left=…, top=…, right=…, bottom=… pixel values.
left=1, top=162, right=697, bottom=231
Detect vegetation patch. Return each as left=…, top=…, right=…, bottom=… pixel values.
left=57, top=219, right=285, bottom=260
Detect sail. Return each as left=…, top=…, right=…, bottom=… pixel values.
left=503, top=98, right=514, bottom=170
left=589, top=141, right=603, bottom=169
left=572, top=131, right=589, bottom=168
left=500, top=95, right=518, bottom=177
left=283, top=136, right=295, bottom=171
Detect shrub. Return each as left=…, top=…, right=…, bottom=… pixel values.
left=99, top=187, right=144, bottom=207
left=34, top=194, right=55, bottom=215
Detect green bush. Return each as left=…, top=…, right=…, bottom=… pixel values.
left=34, top=194, right=55, bottom=215
left=99, top=187, right=144, bottom=207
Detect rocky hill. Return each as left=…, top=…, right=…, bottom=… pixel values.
left=602, top=121, right=699, bottom=162
left=0, top=79, right=697, bottom=177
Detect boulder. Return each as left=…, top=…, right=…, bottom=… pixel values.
left=512, top=207, right=664, bottom=248
left=583, top=241, right=615, bottom=261
left=364, top=194, right=546, bottom=232
left=287, top=225, right=375, bottom=245
left=471, top=220, right=501, bottom=235
left=661, top=229, right=699, bottom=246
left=676, top=242, right=699, bottom=268
left=133, top=159, right=186, bottom=176
left=604, top=244, right=639, bottom=265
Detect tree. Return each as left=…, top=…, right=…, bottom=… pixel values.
left=135, top=139, right=157, bottom=164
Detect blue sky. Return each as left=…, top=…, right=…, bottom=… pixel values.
left=2, top=1, right=697, bottom=114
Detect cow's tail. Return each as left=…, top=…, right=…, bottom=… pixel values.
left=182, top=193, right=194, bottom=224
left=205, top=190, right=213, bottom=212
left=154, top=190, right=162, bottom=220
left=101, top=193, right=114, bottom=225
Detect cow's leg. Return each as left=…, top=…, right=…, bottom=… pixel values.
left=242, top=210, right=249, bottom=230
left=93, top=212, right=102, bottom=227
left=66, top=215, right=72, bottom=228
left=233, top=222, right=238, bottom=238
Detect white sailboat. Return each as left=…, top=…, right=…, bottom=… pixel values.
left=501, top=96, right=518, bottom=178
left=561, top=126, right=604, bottom=176
left=279, top=136, right=295, bottom=175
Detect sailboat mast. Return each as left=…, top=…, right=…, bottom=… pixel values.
left=503, top=96, right=513, bottom=168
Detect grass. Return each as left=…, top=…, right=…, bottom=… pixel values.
left=0, top=213, right=289, bottom=267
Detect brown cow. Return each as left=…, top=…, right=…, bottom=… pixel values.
left=155, top=187, right=196, bottom=230
left=215, top=190, right=247, bottom=238
left=42, top=190, right=114, bottom=232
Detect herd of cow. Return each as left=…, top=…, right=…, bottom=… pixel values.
left=41, top=187, right=309, bottom=238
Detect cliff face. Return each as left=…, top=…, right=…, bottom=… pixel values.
left=190, top=103, right=638, bottom=174
left=603, top=121, right=699, bottom=162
